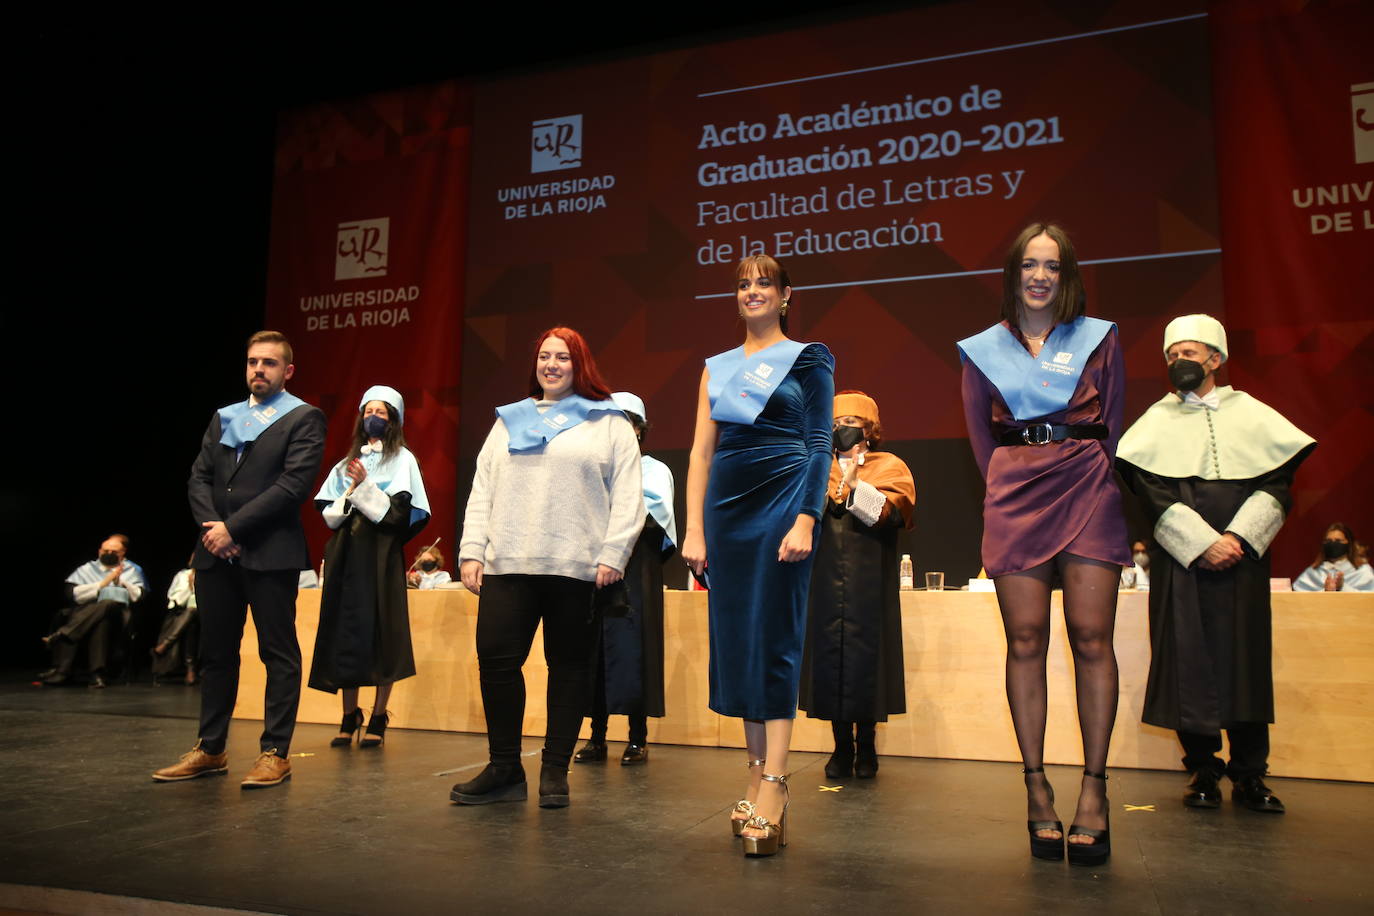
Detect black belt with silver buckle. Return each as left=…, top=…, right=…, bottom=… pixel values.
left=998, top=423, right=1108, bottom=447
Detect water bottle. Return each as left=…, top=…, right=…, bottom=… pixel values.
left=900, top=554, right=914, bottom=590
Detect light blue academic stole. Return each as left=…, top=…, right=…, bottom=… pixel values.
left=641, top=455, right=677, bottom=550
left=218, top=390, right=307, bottom=450
left=956, top=317, right=1114, bottom=421
left=496, top=395, right=621, bottom=453
left=706, top=339, right=807, bottom=425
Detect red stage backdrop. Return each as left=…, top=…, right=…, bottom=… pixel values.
left=264, top=81, right=471, bottom=568
left=461, top=0, right=1224, bottom=580
left=1209, top=0, right=1373, bottom=577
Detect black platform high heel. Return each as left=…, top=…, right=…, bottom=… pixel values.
left=1023, top=766, right=1064, bottom=861
left=331, top=708, right=365, bottom=747
left=1067, top=769, right=1111, bottom=867
left=360, top=709, right=390, bottom=748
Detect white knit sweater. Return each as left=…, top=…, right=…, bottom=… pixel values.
left=459, top=403, right=644, bottom=581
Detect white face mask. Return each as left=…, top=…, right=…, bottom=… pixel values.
left=1133, top=551, right=1149, bottom=568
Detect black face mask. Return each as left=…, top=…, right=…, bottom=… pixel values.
left=1168, top=358, right=1209, bottom=392
left=363, top=415, right=389, bottom=440
left=1323, top=540, right=1350, bottom=561
left=832, top=426, right=866, bottom=452
left=99, top=552, right=120, bottom=567
left=419, top=560, right=438, bottom=572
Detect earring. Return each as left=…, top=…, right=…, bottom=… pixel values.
left=780, top=300, right=789, bottom=315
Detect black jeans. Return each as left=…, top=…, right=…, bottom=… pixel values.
left=196, top=564, right=302, bottom=755
left=477, top=574, right=597, bottom=769
left=1178, top=723, right=1270, bottom=780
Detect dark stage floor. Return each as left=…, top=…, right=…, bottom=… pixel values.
left=1, top=674, right=1370, bottom=916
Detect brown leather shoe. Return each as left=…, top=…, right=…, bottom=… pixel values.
left=152, top=741, right=229, bottom=782
left=240, top=749, right=291, bottom=789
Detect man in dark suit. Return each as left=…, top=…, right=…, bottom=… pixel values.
left=153, top=330, right=325, bottom=789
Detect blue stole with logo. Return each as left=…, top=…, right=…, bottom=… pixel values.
left=218, top=390, right=307, bottom=451
left=956, top=317, right=1113, bottom=421
left=496, top=395, right=621, bottom=453
left=706, top=339, right=807, bottom=425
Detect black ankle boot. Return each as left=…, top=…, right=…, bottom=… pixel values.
left=824, top=721, right=855, bottom=779
left=539, top=764, right=570, bottom=808
left=854, top=722, right=878, bottom=778
left=450, top=763, right=527, bottom=805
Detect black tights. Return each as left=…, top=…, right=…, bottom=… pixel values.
left=995, top=554, right=1119, bottom=827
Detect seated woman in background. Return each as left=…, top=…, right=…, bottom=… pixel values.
left=1292, top=523, right=1374, bottom=592
left=1120, top=539, right=1150, bottom=590
left=407, top=545, right=452, bottom=589
left=153, top=552, right=199, bottom=686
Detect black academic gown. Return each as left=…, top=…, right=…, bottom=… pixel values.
left=309, top=493, right=424, bottom=692
left=1118, top=448, right=1313, bottom=733
left=600, top=516, right=671, bottom=718
left=799, top=497, right=907, bottom=722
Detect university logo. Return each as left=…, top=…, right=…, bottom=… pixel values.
left=336, top=218, right=389, bottom=280
left=754, top=363, right=774, bottom=379
left=1353, top=82, right=1373, bottom=165
left=532, top=115, right=583, bottom=173
left=1052, top=351, right=1073, bottom=365
left=552, top=414, right=569, bottom=426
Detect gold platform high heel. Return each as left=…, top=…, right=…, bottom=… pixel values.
left=741, top=772, right=789, bottom=857
left=731, top=757, right=767, bottom=837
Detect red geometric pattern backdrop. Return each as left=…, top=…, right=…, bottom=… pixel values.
left=264, top=82, right=471, bottom=566
left=260, top=1, right=1371, bottom=584
left=1210, top=0, right=1373, bottom=576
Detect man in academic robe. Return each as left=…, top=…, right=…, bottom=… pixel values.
left=1116, top=315, right=1314, bottom=813
left=152, top=330, right=325, bottom=789
left=41, top=534, right=145, bottom=688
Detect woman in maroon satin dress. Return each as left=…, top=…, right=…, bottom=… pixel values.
left=957, top=224, right=1129, bottom=866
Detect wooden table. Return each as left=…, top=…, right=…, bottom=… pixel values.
left=235, top=588, right=1374, bottom=781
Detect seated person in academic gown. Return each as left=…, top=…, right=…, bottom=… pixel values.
left=152, top=553, right=200, bottom=685
left=41, top=534, right=146, bottom=688
left=407, top=545, right=452, bottom=589
left=1292, top=522, right=1374, bottom=592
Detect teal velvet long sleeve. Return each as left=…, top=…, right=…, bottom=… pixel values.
left=705, top=343, right=835, bottom=719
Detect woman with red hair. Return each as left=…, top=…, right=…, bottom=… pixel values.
left=451, top=328, right=644, bottom=809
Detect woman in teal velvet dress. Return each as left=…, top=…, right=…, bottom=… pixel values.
left=683, top=255, right=834, bottom=857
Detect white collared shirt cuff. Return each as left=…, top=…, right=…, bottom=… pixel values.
left=72, top=582, right=101, bottom=604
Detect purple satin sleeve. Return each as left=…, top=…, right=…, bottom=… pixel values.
left=961, top=360, right=998, bottom=480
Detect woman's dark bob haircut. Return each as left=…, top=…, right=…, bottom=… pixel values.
left=1000, top=223, right=1086, bottom=327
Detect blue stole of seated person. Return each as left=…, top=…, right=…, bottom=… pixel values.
left=496, top=395, right=621, bottom=453
left=218, top=390, right=307, bottom=452
left=706, top=339, right=807, bottom=425
left=956, top=316, right=1113, bottom=422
